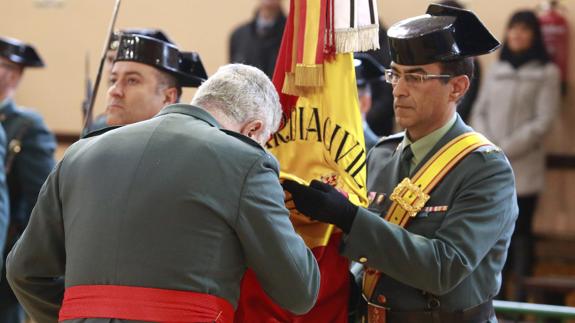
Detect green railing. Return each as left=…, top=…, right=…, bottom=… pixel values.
left=495, top=300, right=575, bottom=322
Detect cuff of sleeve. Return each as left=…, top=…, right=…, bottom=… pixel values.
left=341, top=207, right=386, bottom=266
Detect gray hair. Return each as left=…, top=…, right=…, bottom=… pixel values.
left=191, top=64, right=282, bottom=141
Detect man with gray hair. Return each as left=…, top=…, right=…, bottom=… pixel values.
left=6, top=63, right=319, bottom=323
left=191, top=64, right=282, bottom=144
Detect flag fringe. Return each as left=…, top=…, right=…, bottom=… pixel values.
left=335, top=25, right=380, bottom=53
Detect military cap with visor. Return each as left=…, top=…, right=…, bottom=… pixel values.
left=387, top=3, right=500, bottom=65
left=353, top=53, right=386, bottom=88
left=0, top=36, right=44, bottom=68
left=115, top=34, right=207, bottom=87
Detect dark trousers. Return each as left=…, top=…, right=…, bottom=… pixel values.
left=501, top=194, right=539, bottom=301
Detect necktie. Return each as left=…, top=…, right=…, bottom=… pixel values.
left=398, top=145, right=414, bottom=181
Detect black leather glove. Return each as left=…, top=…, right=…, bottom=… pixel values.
left=282, top=179, right=358, bottom=233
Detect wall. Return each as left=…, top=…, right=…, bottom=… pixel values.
left=2, top=0, right=574, bottom=133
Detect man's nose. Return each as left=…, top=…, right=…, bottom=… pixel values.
left=108, top=82, right=123, bottom=98
left=392, top=77, right=409, bottom=98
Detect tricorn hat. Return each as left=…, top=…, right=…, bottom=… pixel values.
left=109, top=28, right=174, bottom=51
left=179, top=52, right=208, bottom=88
left=0, top=37, right=44, bottom=68
left=354, top=53, right=386, bottom=87
left=387, top=3, right=500, bottom=65
left=115, top=34, right=206, bottom=88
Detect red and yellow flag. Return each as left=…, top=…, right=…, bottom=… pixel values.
left=235, top=0, right=372, bottom=321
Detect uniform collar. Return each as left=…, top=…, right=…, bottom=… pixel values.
left=402, top=113, right=457, bottom=169
left=0, top=98, right=13, bottom=110
left=156, top=104, right=221, bottom=128
left=0, top=98, right=16, bottom=117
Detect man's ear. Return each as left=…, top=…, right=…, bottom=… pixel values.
left=240, top=119, right=264, bottom=141
left=163, top=87, right=179, bottom=105
left=449, top=75, right=470, bottom=103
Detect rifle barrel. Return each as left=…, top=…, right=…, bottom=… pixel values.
left=81, top=0, right=122, bottom=137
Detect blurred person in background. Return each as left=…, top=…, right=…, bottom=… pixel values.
left=471, top=9, right=561, bottom=302
left=363, top=22, right=395, bottom=137
left=439, top=0, right=482, bottom=123
left=354, top=53, right=385, bottom=151
left=229, top=0, right=286, bottom=79
left=0, top=36, right=56, bottom=323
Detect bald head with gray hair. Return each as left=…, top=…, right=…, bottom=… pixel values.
left=191, top=64, right=282, bottom=145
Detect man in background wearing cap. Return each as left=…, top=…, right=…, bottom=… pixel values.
left=363, top=22, right=396, bottom=138
left=0, top=36, right=56, bottom=323
left=354, top=53, right=385, bottom=151
left=284, top=4, right=518, bottom=322
left=0, top=44, right=8, bottom=275
left=84, top=29, right=176, bottom=133
left=6, top=63, right=319, bottom=323
left=85, top=31, right=206, bottom=134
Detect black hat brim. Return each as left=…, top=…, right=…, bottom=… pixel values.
left=387, top=4, right=500, bottom=66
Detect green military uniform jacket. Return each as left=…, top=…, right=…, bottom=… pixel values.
left=342, top=115, right=518, bottom=320
left=6, top=104, right=320, bottom=323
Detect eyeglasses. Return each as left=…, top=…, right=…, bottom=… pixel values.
left=384, top=69, right=452, bottom=86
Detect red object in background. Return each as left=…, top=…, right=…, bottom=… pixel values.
left=539, top=4, right=570, bottom=83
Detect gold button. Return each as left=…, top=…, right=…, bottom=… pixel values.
left=359, top=257, right=368, bottom=263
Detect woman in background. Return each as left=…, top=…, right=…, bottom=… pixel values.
left=471, top=10, right=561, bottom=302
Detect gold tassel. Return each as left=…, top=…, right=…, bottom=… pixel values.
left=295, top=64, right=324, bottom=87
left=282, top=72, right=299, bottom=96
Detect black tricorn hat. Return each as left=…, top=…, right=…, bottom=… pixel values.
left=109, top=28, right=174, bottom=51
left=179, top=52, right=208, bottom=87
left=0, top=37, right=44, bottom=68
left=115, top=34, right=206, bottom=88
left=387, top=3, right=500, bottom=65
left=353, top=53, right=385, bottom=87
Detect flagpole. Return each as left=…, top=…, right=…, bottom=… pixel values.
left=81, top=0, right=122, bottom=137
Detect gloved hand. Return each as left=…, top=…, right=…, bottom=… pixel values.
left=282, top=179, right=358, bottom=233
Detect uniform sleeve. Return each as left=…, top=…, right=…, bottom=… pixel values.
left=341, top=152, right=518, bottom=295
left=0, top=128, right=9, bottom=268
left=498, top=64, right=561, bottom=158
left=13, top=114, right=57, bottom=226
left=6, top=162, right=65, bottom=323
left=234, top=154, right=320, bottom=315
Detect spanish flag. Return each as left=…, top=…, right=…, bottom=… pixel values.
left=235, top=0, right=374, bottom=321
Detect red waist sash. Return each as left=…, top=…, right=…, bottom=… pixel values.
left=58, top=285, right=234, bottom=323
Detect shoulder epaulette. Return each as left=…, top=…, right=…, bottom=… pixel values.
left=220, top=129, right=265, bottom=152
left=475, top=144, right=502, bottom=155
left=82, top=126, right=123, bottom=139
left=373, top=131, right=405, bottom=148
